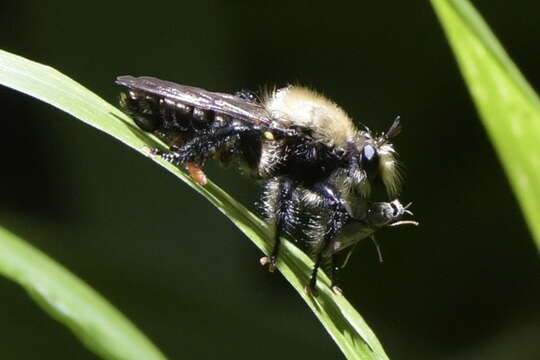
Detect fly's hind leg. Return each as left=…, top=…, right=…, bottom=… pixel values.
left=152, top=121, right=257, bottom=185
left=148, top=147, right=208, bottom=185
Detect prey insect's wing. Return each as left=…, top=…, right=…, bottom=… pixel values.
left=116, top=75, right=273, bottom=126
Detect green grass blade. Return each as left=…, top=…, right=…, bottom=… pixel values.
left=0, top=49, right=390, bottom=359
left=431, top=0, right=540, bottom=250
left=0, top=226, right=167, bottom=360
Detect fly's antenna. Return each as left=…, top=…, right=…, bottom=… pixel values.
left=389, top=201, right=419, bottom=227
left=386, top=115, right=402, bottom=139
left=359, top=123, right=371, bottom=133
left=379, top=115, right=402, bottom=145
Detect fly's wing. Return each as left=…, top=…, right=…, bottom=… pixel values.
left=116, top=75, right=273, bottom=126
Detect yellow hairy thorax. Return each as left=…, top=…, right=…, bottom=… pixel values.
left=264, top=86, right=357, bottom=148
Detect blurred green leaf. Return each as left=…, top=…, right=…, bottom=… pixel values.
left=0, top=49, right=389, bottom=359
left=431, top=0, right=540, bottom=251
left=0, top=226, right=167, bottom=360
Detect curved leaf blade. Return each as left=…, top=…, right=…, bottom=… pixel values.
left=0, top=48, right=389, bottom=360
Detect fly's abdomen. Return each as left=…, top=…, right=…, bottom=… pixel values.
left=118, top=84, right=263, bottom=176
left=119, top=89, right=220, bottom=134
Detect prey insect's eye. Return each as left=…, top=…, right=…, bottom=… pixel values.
left=361, top=144, right=379, bottom=179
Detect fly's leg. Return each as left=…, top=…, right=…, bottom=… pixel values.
left=305, top=182, right=350, bottom=296
left=259, top=177, right=296, bottom=272
left=153, top=121, right=259, bottom=184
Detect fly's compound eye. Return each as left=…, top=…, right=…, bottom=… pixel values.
left=361, top=144, right=380, bottom=180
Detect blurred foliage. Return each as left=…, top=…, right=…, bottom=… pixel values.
left=433, top=0, right=540, bottom=250
left=0, top=226, right=166, bottom=360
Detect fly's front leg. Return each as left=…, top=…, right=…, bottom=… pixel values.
left=259, top=178, right=296, bottom=272
left=305, top=182, right=350, bottom=295
left=306, top=253, right=323, bottom=296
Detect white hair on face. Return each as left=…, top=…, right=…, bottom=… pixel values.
left=378, top=143, right=401, bottom=197
left=264, top=86, right=357, bottom=148
left=356, top=177, right=371, bottom=198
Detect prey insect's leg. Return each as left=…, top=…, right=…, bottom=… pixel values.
left=330, top=256, right=343, bottom=295
left=328, top=243, right=357, bottom=295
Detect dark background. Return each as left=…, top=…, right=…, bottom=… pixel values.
left=1, top=1, right=539, bottom=359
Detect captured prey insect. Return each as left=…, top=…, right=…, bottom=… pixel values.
left=261, top=197, right=417, bottom=294
left=116, top=75, right=416, bottom=294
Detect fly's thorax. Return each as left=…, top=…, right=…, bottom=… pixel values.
left=263, top=85, right=356, bottom=148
